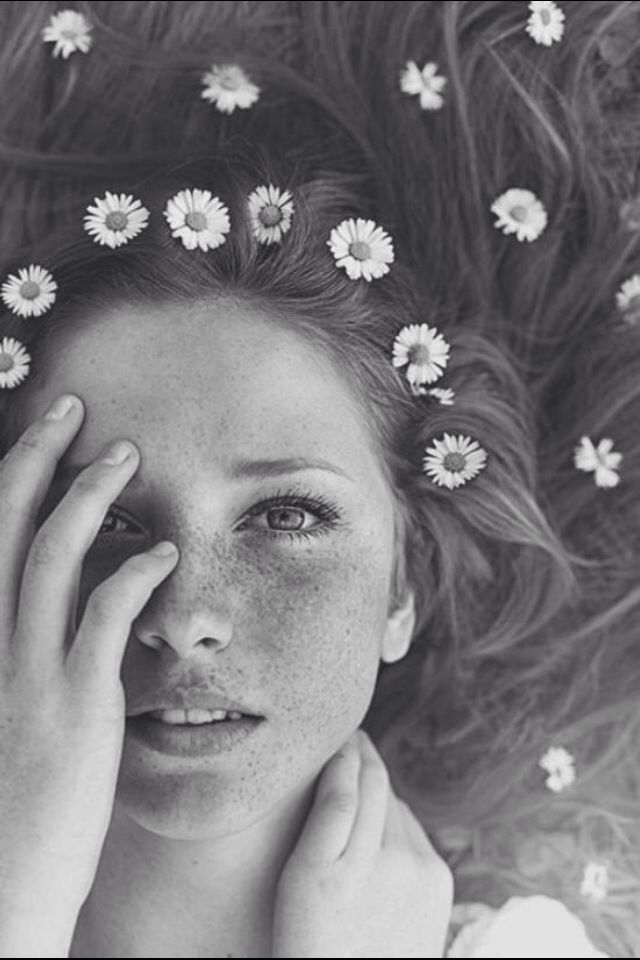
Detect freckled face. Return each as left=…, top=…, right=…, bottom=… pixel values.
left=21, top=299, right=402, bottom=838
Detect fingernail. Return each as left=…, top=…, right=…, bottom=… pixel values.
left=150, top=541, right=178, bottom=557
left=101, top=440, right=137, bottom=465
left=44, top=394, right=79, bottom=420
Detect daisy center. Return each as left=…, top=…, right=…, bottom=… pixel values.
left=61, top=29, right=80, bottom=40
left=19, top=280, right=41, bottom=300
left=348, top=240, right=371, bottom=261
left=442, top=452, right=467, bottom=473
left=509, top=205, right=530, bottom=222
left=185, top=211, right=208, bottom=231
left=540, top=9, right=552, bottom=26
left=105, top=211, right=129, bottom=232
left=0, top=352, right=15, bottom=372
left=258, top=204, right=283, bottom=227
left=219, top=74, right=240, bottom=90
left=624, top=294, right=640, bottom=314
left=409, top=344, right=432, bottom=365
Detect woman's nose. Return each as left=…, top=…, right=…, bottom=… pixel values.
left=132, top=547, right=235, bottom=658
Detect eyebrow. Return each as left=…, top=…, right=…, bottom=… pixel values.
left=53, top=456, right=354, bottom=487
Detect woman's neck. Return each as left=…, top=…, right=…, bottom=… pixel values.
left=70, top=779, right=315, bottom=959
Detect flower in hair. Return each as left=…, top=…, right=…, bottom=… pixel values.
left=328, top=218, right=394, bottom=281
left=615, top=274, right=640, bottom=326
left=200, top=64, right=261, bottom=114
left=399, top=61, right=447, bottom=110
left=580, top=862, right=609, bottom=903
left=248, top=185, right=294, bottom=245
left=491, top=188, right=548, bottom=242
left=84, top=192, right=150, bottom=249
left=574, top=436, right=622, bottom=488
left=424, top=386, right=456, bottom=405
left=1, top=265, right=57, bottom=318
left=619, top=197, right=640, bottom=233
left=422, top=433, right=487, bottom=489
left=42, top=10, right=93, bottom=59
left=392, top=324, right=450, bottom=390
left=0, top=337, right=31, bottom=389
left=525, top=1, right=565, bottom=47
left=164, top=189, right=231, bottom=251
left=538, top=745, right=575, bottom=793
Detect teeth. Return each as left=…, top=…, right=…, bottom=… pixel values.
left=149, top=708, right=244, bottom=725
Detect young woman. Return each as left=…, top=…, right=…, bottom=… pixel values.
left=0, top=2, right=638, bottom=956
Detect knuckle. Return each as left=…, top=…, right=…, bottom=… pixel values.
left=84, top=587, right=120, bottom=626
left=71, top=471, right=105, bottom=499
left=29, top=531, right=63, bottom=567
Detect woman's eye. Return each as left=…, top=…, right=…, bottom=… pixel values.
left=239, top=492, right=342, bottom=542
left=97, top=506, right=142, bottom=539
left=248, top=505, right=316, bottom=533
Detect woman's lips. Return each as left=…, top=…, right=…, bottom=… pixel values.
left=125, top=713, right=264, bottom=758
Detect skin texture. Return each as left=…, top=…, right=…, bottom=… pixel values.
left=15, top=297, right=417, bottom=956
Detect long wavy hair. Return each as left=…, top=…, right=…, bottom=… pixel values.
left=1, top=2, right=639, bottom=955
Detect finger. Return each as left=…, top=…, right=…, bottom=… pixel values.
left=14, top=438, right=142, bottom=665
left=291, top=732, right=361, bottom=865
left=0, top=394, right=84, bottom=635
left=67, top=541, right=180, bottom=688
left=382, top=789, right=410, bottom=849
left=343, top=729, right=389, bottom=860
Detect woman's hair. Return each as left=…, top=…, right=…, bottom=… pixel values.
left=1, top=2, right=639, bottom=954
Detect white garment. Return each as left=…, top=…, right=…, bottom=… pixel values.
left=446, top=895, right=610, bottom=958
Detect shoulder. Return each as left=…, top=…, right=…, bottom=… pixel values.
left=445, top=894, right=610, bottom=958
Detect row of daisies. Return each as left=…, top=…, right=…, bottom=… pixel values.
left=0, top=174, right=632, bottom=490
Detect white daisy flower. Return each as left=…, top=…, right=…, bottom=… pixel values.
left=392, top=323, right=450, bottom=387
left=619, top=197, right=640, bottom=233
left=615, top=273, right=640, bottom=326
left=327, top=218, right=394, bottom=281
left=538, top=745, right=576, bottom=793
left=247, top=184, right=294, bottom=245
left=84, top=192, right=150, bottom=249
left=426, top=386, right=456, bottom=405
left=200, top=64, right=261, bottom=114
left=399, top=60, right=447, bottom=110
left=422, top=433, right=488, bottom=489
left=1, top=265, right=58, bottom=318
left=491, top=188, right=548, bottom=242
left=42, top=9, right=93, bottom=59
left=574, top=436, right=622, bottom=489
left=580, top=862, right=609, bottom=903
left=525, top=1, right=565, bottom=47
left=164, top=189, right=231, bottom=251
left=0, top=337, right=31, bottom=389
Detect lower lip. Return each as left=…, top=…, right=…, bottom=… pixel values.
left=126, top=714, right=264, bottom=758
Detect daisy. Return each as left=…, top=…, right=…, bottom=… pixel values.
left=0, top=337, right=31, bottom=389
left=327, top=218, right=394, bottom=281
left=426, top=386, right=456, bottom=405
left=247, top=184, right=294, bottom=245
left=538, top=745, right=576, bottom=793
left=84, top=192, right=150, bottom=249
left=422, top=433, right=488, bottom=489
left=399, top=60, right=447, bottom=110
left=574, top=436, right=622, bottom=489
left=164, top=189, right=231, bottom=251
left=615, top=273, right=640, bottom=326
left=200, top=64, right=261, bottom=114
left=619, top=196, right=640, bottom=233
left=580, top=862, right=609, bottom=903
left=1, top=265, right=57, bottom=318
left=42, top=9, right=93, bottom=59
left=392, top=323, right=450, bottom=387
left=525, top=1, right=565, bottom=47
left=491, top=188, right=548, bottom=242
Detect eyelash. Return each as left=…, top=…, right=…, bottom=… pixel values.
left=97, top=487, right=343, bottom=545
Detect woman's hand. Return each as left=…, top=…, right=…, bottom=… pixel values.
left=0, top=394, right=179, bottom=957
left=273, top=729, right=454, bottom=959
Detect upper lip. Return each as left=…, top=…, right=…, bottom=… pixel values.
left=127, top=696, right=262, bottom=718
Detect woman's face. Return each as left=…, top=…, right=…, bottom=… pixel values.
left=20, top=298, right=415, bottom=838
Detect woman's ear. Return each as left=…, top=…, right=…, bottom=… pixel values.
left=381, top=589, right=416, bottom=664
